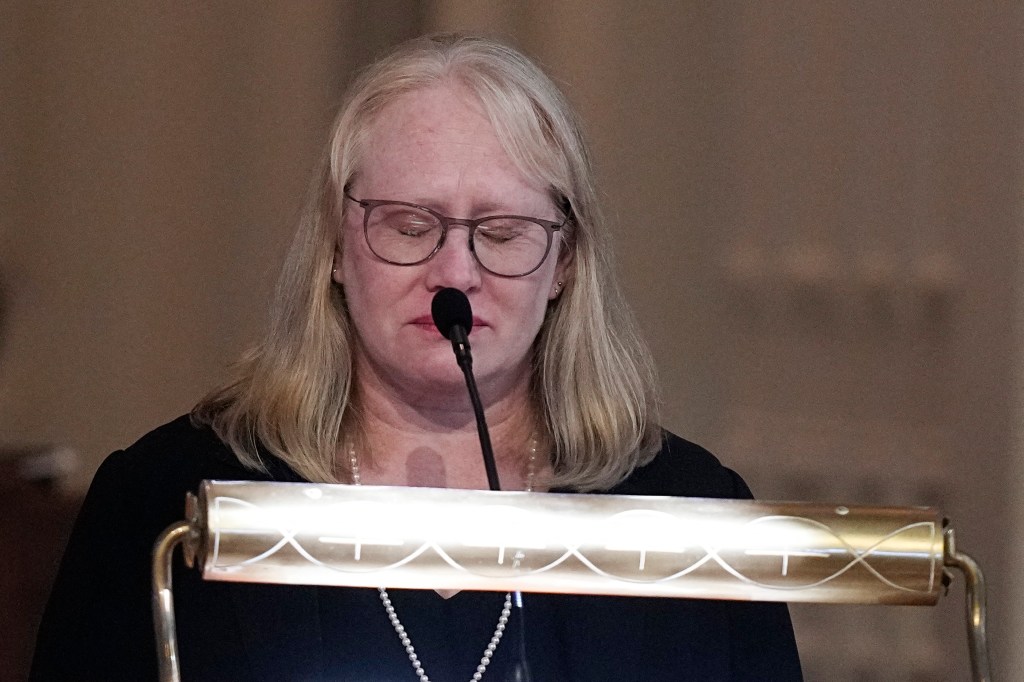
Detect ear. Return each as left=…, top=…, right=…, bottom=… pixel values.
left=549, top=251, right=573, bottom=300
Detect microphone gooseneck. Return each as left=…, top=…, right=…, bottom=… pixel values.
left=431, top=288, right=501, bottom=491
left=431, top=287, right=529, bottom=677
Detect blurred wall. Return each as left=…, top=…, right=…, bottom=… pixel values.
left=0, top=2, right=419, bottom=481
left=3, top=3, right=1021, bottom=681
left=522, top=5, right=1021, bottom=679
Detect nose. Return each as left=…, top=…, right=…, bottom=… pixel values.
left=424, top=227, right=482, bottom=292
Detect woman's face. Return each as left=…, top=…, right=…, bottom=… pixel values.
left=336, top=82, right=568, bottom=404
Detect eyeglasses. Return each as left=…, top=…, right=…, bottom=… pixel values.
left=344, top=191, right=569, bottom=278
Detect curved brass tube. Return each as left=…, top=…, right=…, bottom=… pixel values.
left=192, top=481, right=945, bottom=604
left=148, top=483, right=989, bottom=681
left=152, top=521, right=191, bottom=682
left=944, top=527, right=991, bottom=682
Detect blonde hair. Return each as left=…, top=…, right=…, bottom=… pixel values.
left=193, top=34, right=662, bottom=491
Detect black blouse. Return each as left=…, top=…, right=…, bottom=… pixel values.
left=31, top=416, right=802, bottom=681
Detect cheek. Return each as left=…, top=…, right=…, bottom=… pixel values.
left=339, top=236, right=383, bottom=330
left=337, top=224, right=362, bottom=287
left=509, top=281, right=555, bottom=341
left=340, top=228, right=388, bottom=297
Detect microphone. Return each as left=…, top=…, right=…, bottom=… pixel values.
left=431, top=287, right=473, bottom=370
left=431, top=288, right=501, bottom=491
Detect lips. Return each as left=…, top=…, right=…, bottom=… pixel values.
left=410, top=315, right=488, bottom=332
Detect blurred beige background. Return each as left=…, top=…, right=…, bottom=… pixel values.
left=2, top=2, right=1021, bottom=680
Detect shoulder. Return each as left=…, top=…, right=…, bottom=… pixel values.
left=608, top=430, right=755, bottom=500
left=84, top=415, right=304, bottom=534
left=95, top=414, right=303, bottom=493
left=80, top=416, right=267, bottom=538
left=95, top=415, right=254, bottom=492
left=34, top=414, right=308, bottom=680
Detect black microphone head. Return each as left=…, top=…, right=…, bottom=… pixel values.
left=431, top=288, right=473, bottom=340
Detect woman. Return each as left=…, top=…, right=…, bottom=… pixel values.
left=32, top=34, right=801, bottom=681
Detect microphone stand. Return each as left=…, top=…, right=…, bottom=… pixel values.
left=446, top=315, right=533, bottom=680
left=447, top=323, right=501, bottom=492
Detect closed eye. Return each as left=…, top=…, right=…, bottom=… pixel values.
left=476, top=220, right=532, bottom=242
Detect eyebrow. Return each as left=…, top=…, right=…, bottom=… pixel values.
left=398, top=196, right=559, bottom=219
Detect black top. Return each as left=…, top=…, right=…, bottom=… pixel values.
left=31, top=416, right=802, bottom=681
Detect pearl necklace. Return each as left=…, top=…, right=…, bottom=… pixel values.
left=348, top=439, right=537, bottom=682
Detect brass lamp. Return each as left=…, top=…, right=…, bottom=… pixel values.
left=152, top=481, right=989, bottom=681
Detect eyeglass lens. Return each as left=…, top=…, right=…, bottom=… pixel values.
left=365, top=203, right=551, bottom=277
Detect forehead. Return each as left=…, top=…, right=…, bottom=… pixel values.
left=373, top=83, right=490, bottom=140
left=354, top=83, right=551, bottom=206
left=363, top=84, right=499, bottom=167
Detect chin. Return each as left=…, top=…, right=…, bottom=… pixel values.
left=404, top=363, right=466, bottom=390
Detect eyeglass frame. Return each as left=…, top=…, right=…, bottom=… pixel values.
left=343, top=190, right=570, bottom=278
